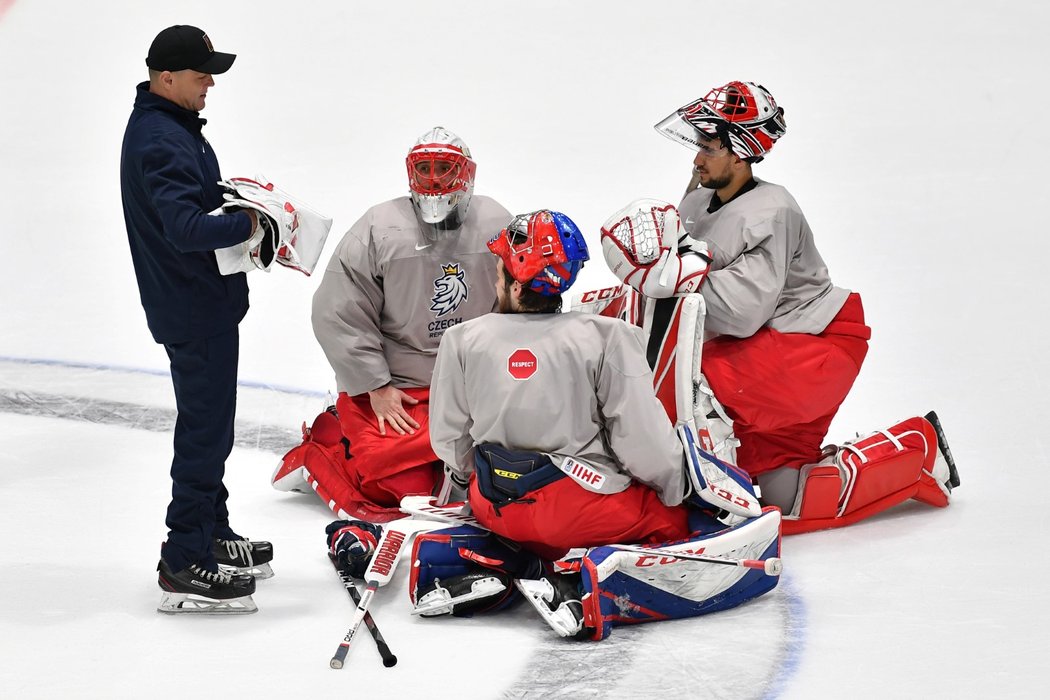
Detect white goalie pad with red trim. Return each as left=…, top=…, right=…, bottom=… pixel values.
left=212, top=176, right=333, bottom=276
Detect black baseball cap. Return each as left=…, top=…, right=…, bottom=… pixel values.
left=146, top=25, right=236, bottom=74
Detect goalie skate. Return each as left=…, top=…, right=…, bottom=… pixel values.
left=515, top=574, right=588, bottom=639
left=925, top=410, right=960, bottom=491
left=413, top=571, right=508, bottom=617
left=157, top=559, right=258, bottom=615
left=214, top=538, right=275, bottom=579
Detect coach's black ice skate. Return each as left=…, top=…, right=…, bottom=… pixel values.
left=157, top=559, right=257, bottom=615
left=214, top=537, right=275, bottom=579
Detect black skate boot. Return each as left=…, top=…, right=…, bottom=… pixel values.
left=157, top=559, right=257, bottom=615
left=515, top=571, right=593, bottom=640
left=214, top=537, right=275, bottom=579
left=924, top=411, right=961, bottom=490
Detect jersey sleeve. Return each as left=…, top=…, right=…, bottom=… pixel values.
left=597, top=323, right=688, bottom=506
left=311, top=214, right=391, bottom=395
left=428, top=327, right=476, bottom=483
left=701, top=214, right=789, bottom=338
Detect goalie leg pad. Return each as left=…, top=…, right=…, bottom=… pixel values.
left=272, top=406, right=343, bottom=494
left=579, top=508, right=782, bottom=640
left=782, top=415, right=955, bottom=535
left=409, top=525, right=542, bottom=616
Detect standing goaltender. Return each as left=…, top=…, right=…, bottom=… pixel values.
left=120, top=25, right=273, bottom=614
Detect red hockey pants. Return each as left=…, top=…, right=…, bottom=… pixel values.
left=702, top=293, right=871, bottom=477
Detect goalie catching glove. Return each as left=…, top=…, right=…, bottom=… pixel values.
left=601, top=198, right=711, bottom=298
left=212, top=176, right=333, bottom=276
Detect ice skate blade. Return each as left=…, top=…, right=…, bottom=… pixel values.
left=219, top=562, right=274, bottom=580
left=157, top=591, right=258, bottom=615
left=412, top=576, right=506, bottom=616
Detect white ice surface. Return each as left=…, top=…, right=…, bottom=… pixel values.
left=1, top=1, right=1049, bottom=698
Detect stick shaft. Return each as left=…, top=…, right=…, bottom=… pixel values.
left=329, top=582, right=376, bottom=669
left=330, top=554, right=396, bottom=667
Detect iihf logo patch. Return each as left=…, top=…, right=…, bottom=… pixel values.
left=430, top=262, right=468, bottom=317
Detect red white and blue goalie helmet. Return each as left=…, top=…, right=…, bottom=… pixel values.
left=654, top=81, right=787, bottom=162
left=406, top=126, right=477, bottom=224
left=488, top=210, right=589, bottom=296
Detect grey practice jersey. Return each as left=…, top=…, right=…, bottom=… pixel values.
left=679, top=178, right=850, bottom=338
left=312, top=195, right=511, bottom=395
left=430, top=311, right=688, bottom=506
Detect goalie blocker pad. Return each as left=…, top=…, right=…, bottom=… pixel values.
left=409, top=525, right=544, bottom=617
left=213, top=176, right=333, bottom=276
left=580, top=507, right=781, bottom=641
left=782, top=414, right=956, bottom=535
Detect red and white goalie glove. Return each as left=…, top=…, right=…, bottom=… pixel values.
left=212, top=176, right=333, bottom=276
left=600, top=199, right=711, bottom=298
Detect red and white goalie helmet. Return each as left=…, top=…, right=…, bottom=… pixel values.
left=406, top=126, right=477, bottom=225
left=655, top=81, right=787, bottom=162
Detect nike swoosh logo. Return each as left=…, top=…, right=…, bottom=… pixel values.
left=415, top=243, right=432, bottom=251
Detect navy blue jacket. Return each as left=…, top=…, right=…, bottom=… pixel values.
left=120, top=82, right=251, bottom=344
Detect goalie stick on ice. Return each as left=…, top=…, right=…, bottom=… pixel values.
left=329, top=553, right=396, bottom=667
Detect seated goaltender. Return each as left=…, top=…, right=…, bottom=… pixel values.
left=428, top=209, right=695, bottom=560
left=326, top=210, right=781, bottom=641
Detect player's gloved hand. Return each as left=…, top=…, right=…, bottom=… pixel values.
left=601, top=199, right=711, bottom=298
left=325, top=519, right=383, bottom=578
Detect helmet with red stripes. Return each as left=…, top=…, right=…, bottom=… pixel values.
left=487, top=210, right=589, bottom=296
left=406, top=126, right=477, bottom=225
left=655, top=81, right=787, bottom=162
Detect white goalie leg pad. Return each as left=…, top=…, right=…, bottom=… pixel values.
left=157, top=591, right=258, bottom=615
left=214, top=176, right=333, bottom=276
left=601, top=199, right=710, bottom=298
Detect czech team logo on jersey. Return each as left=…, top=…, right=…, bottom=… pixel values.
left=430, top=262, right=468, bottom=318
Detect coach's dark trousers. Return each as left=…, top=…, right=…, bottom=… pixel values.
left=160, top=326, right=240, bottom=572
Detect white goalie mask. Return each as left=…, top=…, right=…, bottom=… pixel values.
left=406, top=126, right=476, bottom=226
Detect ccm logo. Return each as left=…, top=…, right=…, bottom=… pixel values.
left=578, top=286, right=621, bottom=303
left=508, top=349, right=537, bottom=380
left=634, top=546, right=707, bottom=568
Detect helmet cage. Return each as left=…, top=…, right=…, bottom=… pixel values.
left=406, top=145, right=477, bottom=197
left=655, top=81, right=786, bottom=161
left=488, top=210, right=589, bottom=297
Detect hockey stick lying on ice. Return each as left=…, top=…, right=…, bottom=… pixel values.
left=328, top=553, right=397, bottom=667
left=399, top=496, right=781, bottom=574
left=330, top=520, right=419, bottom=669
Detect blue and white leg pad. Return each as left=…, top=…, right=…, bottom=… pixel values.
left=579, top=507, right=782, bottom=640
